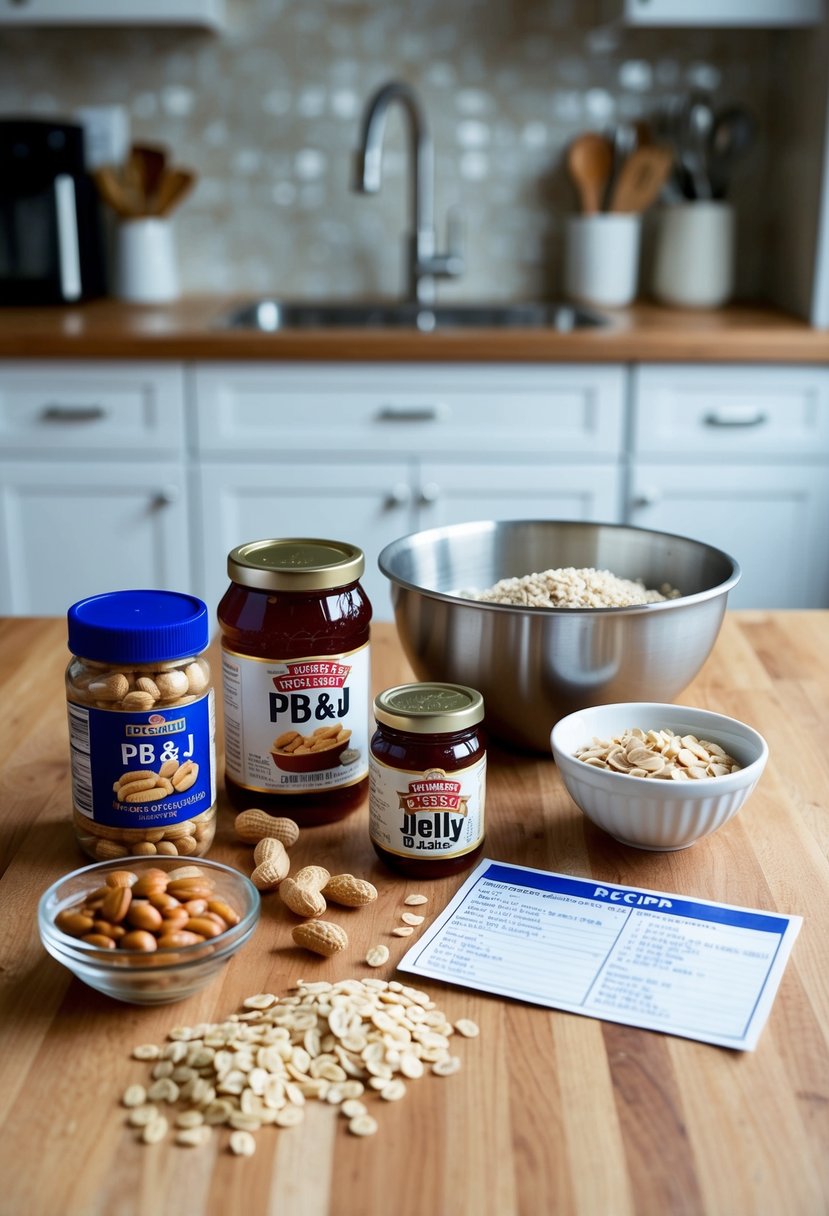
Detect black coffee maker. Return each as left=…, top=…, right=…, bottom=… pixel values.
left=0, top=118, right=106, bottom=304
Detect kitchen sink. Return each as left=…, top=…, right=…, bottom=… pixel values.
left=219, top=299, right=609, bottom=332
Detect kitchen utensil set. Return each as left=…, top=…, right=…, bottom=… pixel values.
left=657, top=96, right=755, bottom=200
left=94, top=143, right=196, bottom=218
left=567, top=127, right=673, bottom=216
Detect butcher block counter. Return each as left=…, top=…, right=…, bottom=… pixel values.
left=0, top=613, right=828, bottom=1216
left=1, top=299, right=829, bottom=362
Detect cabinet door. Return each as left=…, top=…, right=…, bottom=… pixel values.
left=0, top=463, right=190, bottom=615
left=196, top=461, right=416, bottom=620
left=628, top=464, right=829, bottom=609
left=417, top=461, right=622, bottom=529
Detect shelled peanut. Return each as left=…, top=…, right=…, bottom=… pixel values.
left=66, top=657, right=210, bottom=711
left=53, top=864, right=242, bottom=953
left=73, top=806, right=215, bottom=861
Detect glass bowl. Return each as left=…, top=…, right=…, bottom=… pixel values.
left=38, top=856, right=260, bottom=1005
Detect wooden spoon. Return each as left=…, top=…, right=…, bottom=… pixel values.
left=92, top=166, right=143, bottom=219
left=131, top=143, right=168, bottom=205
left=566, top=133, right=614, bottom=214
left=151, top=169, right=196, bottom=217
left=607, top=145, right=674, bottom=214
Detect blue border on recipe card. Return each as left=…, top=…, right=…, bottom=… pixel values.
left=482, top=862, right=791, bottom=934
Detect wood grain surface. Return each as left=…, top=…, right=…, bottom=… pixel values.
left=0, top=299, right=827, bottom=362
left=0, top=614, right=827, bottom=1216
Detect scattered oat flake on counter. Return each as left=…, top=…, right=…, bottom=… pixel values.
left=365, top=944, right=390, bottom=967
left=401, top=912, right=425, bottom=926
left=123, top=979, right=479, bottom=1149
left=404, top=894, right=429, bottom=906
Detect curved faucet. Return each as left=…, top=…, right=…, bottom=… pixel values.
left=354, top=80, right=463, bottom=306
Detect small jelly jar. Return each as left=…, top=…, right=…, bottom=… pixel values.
left=369, top=682, right=486, bottom=878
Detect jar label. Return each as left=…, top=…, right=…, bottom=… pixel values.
left=67, top=691, right=216, bottom=829
left=221, top=644, right=370, bottom=794
left=369, top=756, right=486, bottom=859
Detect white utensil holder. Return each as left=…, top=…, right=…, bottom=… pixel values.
left=563, top=213, right=642, bottom=309
left=651, top=202, right=735, bottom=309
left=115, top=218, right=179, bottom=303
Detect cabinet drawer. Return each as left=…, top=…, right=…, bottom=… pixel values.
left=192, top=363, right=626, bottom=457
left=632, top=365, right=829, bottom=457
left=0, top=362, right=186, bottom=456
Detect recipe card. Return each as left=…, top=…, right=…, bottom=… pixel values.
left=397, top=859, right=802, bottom=1051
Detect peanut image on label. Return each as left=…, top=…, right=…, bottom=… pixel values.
left=114, top=761, right=199, bottom=803
left=272, top=727, right=351, bottom=757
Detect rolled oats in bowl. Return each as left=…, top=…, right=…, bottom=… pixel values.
left=463, top=566, right=681, bottom=608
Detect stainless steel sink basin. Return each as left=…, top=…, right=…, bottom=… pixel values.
left=219, top=299, right=609, bottom=332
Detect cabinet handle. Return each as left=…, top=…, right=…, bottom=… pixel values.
left=152, top=488, right=179, bottom=508
left=385, top=483, right=412, bottom=509
left=41, top=404, right=107, bottom=423
left=632, top=490, right=661, bottom=509
left=418, top=481, right=440, bottom=506
left=704, top=409, right=768, bottom=428
left=377, top=404, right=447, bottom=423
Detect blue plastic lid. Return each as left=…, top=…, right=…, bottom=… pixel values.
left=67, top=590, right=210, bottom=665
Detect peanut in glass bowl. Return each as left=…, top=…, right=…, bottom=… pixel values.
left=38, top=856, right=260, bottom=1005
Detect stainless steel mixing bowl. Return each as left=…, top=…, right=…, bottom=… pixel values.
left=378, top=520, right=741, bottom=753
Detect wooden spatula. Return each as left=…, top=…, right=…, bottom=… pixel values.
left=608, top=145, right=674, bottom=214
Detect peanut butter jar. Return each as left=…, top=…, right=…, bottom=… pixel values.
left=217, top=538, right=372, bottom=826
left=66, top=590, right=216, bottom=862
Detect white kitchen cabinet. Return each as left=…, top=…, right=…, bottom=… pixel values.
left=196, top=458, right=623, bottom=619
left=193, top=363, right=627, bottom=618
left=608, top=0, right=823, bottom=26
left=0, top=362, right=191, bottom=615
left=197, top=460, right=416, bottom=617
left=628, top=365, right=829, bottom=609
left=0, top=462, right=190, bottom=615
left=0, top=0, right=224, bottom=28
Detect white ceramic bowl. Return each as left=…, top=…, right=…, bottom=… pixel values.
left=550, top=702, right=768, bottom=851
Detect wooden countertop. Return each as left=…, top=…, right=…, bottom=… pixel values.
left=1, top=298, right=829, bottom=362
left=1, top=614, right=828, bottom=1216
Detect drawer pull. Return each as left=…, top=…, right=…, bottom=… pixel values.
left=41, top=404, right=107, bottom=423
left=385, top=483, right=412, bottom=509
left=418, top=482, right=440, bottom=506
left=377, top=404, right=446, bottom=423
left=152, top=489, right=179, bottom=509
left=704, top=410, right=768, bottom=429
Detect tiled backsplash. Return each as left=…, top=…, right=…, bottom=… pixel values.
left=0, top=2, right=773, bottom=300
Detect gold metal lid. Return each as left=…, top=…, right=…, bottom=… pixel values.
left=374, top=683, right=484, bottom=734
left=227, top=538, right=365, bottom=592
